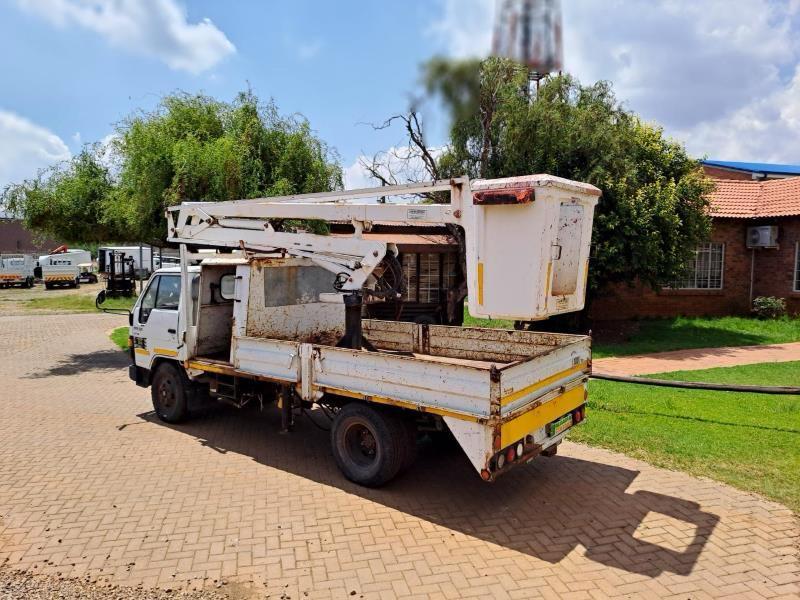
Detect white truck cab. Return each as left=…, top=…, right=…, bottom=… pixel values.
left=129, top=266, right=199, bottom=373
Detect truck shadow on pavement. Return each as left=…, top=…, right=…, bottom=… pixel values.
left=140, top=405, right=720, bottom=579
left=25, top=349, right=129, bottom=378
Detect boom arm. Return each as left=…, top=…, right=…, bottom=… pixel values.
left=166, top=178, right=469, bottom=292
left=167, top=174, right=602, bottom=320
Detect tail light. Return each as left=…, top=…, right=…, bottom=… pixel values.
left=506, top=446, right=516, bottom=463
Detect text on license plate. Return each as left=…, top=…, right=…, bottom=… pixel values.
left=547, top=413, right=574, bottom=437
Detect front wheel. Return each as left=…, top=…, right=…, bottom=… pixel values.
left=151, top=362, right=189, bottom=423
left=331, top=403, right=410, bottom=487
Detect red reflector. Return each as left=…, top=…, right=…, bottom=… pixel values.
left=506, top=447, right=516, bottom=463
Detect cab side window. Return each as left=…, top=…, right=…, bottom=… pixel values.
left=155, top=275, right=181, bottom=310
left=139, top=276, right=160, bottom=324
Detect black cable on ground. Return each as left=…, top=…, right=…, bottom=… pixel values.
left=591, top=373, right=800, bottom=395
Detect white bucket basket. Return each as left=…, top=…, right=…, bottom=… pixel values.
left=464, top=174, right=601, bottom=321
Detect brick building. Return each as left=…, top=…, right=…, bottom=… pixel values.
left=0, top=214, right=61, bottom=255
left=591, top=162, right=800, bottom=320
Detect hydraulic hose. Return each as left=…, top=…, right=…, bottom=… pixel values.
left=590, top=373, right=800, bottom=395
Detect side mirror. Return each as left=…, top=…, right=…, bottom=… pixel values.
left=128, top=311, right=133, bottom=326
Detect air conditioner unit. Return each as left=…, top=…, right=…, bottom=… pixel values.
left=746, top=225, right=779, bottom=248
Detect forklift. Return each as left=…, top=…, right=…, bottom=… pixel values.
left=104, top=251, right=136, bottom=297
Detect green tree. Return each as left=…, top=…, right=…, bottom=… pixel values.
left=2, top=91, right=342, bottom=245
left=424, top=58, right=713, bottom=297
left=2, top=149, right=118, bottom=243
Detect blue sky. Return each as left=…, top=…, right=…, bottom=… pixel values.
left=1, top=0, right=799, bottom=192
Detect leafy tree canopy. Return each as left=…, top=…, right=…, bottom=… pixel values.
left=2, top=91, right=341, bottom=245
left=424, top=57, right=713, bottom=294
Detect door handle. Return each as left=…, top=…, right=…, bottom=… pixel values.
left=168, top=328, right=176, bottom=334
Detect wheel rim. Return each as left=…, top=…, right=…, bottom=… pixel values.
left=343, top=422, right=378, bottom=468
left=158, top=376, right=177, bottom=413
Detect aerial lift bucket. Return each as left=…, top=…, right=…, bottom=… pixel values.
left=464, top=174, right=600, bottom=321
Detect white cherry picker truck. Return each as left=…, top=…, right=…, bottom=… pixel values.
left=102, top=174, right=600, bottom=486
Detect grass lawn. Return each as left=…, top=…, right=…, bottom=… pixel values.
left=26, top=294, right=135, bottom=312
left=462, top=312, right=516, bottom=330
left=571, top=361, right=800, bottom=512
left=593, top=316, right=800, bottom=358
left=462, top=307, right=800, bottom=358
left=110, top=326, right=129, bottom=350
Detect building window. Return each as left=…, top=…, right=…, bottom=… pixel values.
left=401, top=253, right=418, bottom=302
left=443, top=253, right=459, bottom=294
left=672, top=243, right=725, bottom=290
left=400, top=252, right=459, bottom=303
left=418, top=253, right=440, bottom=303
left=794, top=243, right=800, bottom=292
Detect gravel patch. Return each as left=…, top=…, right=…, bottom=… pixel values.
left=0, top=567, right=230, bottom=600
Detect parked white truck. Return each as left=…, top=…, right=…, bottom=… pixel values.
left=40, top=248, right=92, bottom=289
left=111, top=175, right=600, bottom=486
left=0, top=254, right=35, bottom=288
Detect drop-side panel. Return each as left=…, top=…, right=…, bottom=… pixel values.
left=498, top=339, right=590, bottom=417
left=312, top=346, right=492, bottom=418
left=232, top=336, right=301, bottom=382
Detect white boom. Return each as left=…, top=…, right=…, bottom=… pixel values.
left=167, top=174, right=601, bottom=321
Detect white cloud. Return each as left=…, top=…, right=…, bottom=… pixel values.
left=0, top=110, right=71, bottom=190
left=17, top=0, right=235, bottom=74
left=343, top=157, right=377, bottom=191
left=429, top=0, right=493, bottom=59
left=431, top=0, right=800, bottom=162
left=674, top=64, right=800, bottom=163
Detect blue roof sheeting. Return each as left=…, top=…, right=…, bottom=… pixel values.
left=703, top=160, right=800, bottom=176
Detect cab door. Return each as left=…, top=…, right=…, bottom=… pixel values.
left=131, top=274, right=182, bottom=367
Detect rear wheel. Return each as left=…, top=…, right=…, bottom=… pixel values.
left=151, top=362, right=189, bottom=423
left=44, top=282, right=53, bottom=290
left=331, top=403, right=409, bottom=487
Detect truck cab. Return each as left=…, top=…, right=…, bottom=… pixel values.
left=129, top=266, right=198, bottom=381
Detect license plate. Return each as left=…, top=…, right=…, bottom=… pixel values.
left=547, top=413, right=574, bottom=437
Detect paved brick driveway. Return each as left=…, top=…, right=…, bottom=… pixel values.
left=0, top=313, right=797, bottom=599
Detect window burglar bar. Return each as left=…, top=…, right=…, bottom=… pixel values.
left=671, top=243, right=725, bottom=290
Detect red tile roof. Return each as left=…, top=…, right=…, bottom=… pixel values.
left=709, top=177, right=800, bottom=218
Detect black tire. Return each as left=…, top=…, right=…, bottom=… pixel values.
left=44, top=282, right=53, bottom=290
left=26, top=277, right=34, bottom=288
left=151, top=362, right=189, bottom=423
left=331, top=403, right=409, bottom=487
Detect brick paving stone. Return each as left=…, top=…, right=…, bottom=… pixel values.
left=0, top=313, right=797, bottom=598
